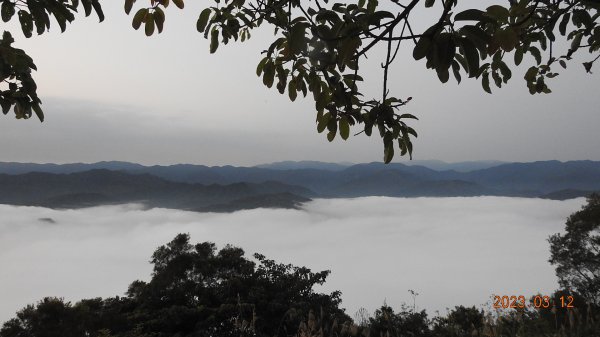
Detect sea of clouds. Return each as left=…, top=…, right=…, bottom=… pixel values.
left=0, top=196, right=586, bottom=323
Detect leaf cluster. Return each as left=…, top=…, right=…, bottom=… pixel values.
left=0, top=0, right=104, bottom=121
left=0, top=31, right=41, bottom=120
left=127, top=0, right=184, bottom=36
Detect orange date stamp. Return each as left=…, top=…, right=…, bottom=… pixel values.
left=492, top=295, right=575, bottom=309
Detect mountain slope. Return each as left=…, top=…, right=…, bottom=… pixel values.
left=463, top=160, right=600, bottom=194
left=1, top=160, right=599, bottom=201
left=0, top=170, right=314, bottom=212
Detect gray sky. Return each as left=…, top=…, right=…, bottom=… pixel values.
left=1, top=1, right=599, bottom=165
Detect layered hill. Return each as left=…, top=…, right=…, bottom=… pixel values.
left=0, top=170, right=313, bottom=212
left=0, top=160, right=598, bottom=212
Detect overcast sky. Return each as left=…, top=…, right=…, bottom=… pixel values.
left=1, top=1, right=599, bottom=165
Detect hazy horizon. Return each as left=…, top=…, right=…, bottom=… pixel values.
left=0, top=196, right=585, bottom=324
left=0, top=158, right=593, bottom=167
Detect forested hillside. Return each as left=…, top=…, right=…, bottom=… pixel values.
left=0, top=161, right=599, bottom=212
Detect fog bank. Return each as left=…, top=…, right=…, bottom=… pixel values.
left=0, top=197, right=585, bottom=323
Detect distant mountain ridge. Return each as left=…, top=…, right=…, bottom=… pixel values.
left=0, top=161, right=146, bottom=175
left=402, top=160, right=507, bottom=172
left=0, top=160, right=598, bottom=212
left=255, top=161, right=352, bottom=171
left=0, top=169, right=314, bottom=212
left=0, top=159, right=505, bottom=175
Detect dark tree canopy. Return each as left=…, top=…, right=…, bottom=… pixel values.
left=367, top=304, right=432, bottom=337
left=1, top=233, right=349, bottom=337
left=549, top=193, right=600, bottom=305
left=2, top=233, right=600, bottom=337
left=431, top=305, right=485, bottom=336
left=1, top=0, right=600, bottom=162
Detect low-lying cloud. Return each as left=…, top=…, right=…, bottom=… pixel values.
left=0, top=197, right=585, bottom=323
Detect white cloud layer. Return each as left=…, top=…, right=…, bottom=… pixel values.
left=0, top=197, right=586, bottom=323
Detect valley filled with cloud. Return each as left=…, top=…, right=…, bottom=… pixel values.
left=0, top=196, right=585, bottom=323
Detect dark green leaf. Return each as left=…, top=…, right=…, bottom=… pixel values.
left=514, top=47, right=523, bottom=66
left=32, top=103, right=43, bottom=122
left=30, top=5, right=48, bottom=35
left=368, top=10, right=394, bottom=25
left=172, top=0, right=184, bottom=9
left=288, top=79, right=297, bottom=101
left=451, top=60, right=461, bottom=83
left=436, top=66, right=449, bottom=83
left=132, top=8, right=147, bottom=30
left=124, top=0, right=135, bottom=15
left=327, top=129, right=336, bottom=142
left=91, top=0, right=104, bottom=22
left=407, top=127, right=418, bottom=138
left=494, top=28, right=518, bottom=52
left=289, top=23, right=306, bottom=55
left=315, top=9, right=339, bottom=23
left=82, top=0, right=92, bottom=16
left=529, top=46, right=541, bottom=64
left=262, top=61, right=275, bottom=87
left=1, top=1, right=15, bottom=23
left=571, top=33, right=582, bottom=51
left=0, top=98, right=11, bottom=114
left=559, top=59, right=567, bottom=69
left=210, top=28, right=219, bottom=53
left=413, top=36, right=431, bottom=60
left=383, top=142, right=394, bottom=163
left=154, top=8, right=165, bottom=33
left=18, top=11, right=33, bottom=38
left=486, top=5, right=509, bottom=22
left=316, top=93, right=328, bottom=113
left=339, top=117, right=350, bottom=140
left=256, top=58, right=268, bottom=76
left=435, top=33, right=456, bottom=68
left=482, top=72, right=491, bottom=93
left=461, top=38, right=480, bottom=76
left=399, top=113, right=418, bottom=120
left=524, top=66, right=538, bottom=81
left=492, top=70, right=502, bottom=87
left=145, top=13, right=155, bottom=36
left=573, top=9, right=592, bottom=29
left=460, top=25, right=489, bottom=47
left=317, top=112, right=329, bottom=133
left=498, top=61, right=512, bottom=82
left=559, top=13, right=570, bottom=36
left=197, top=8, right=211, bottom=32
left=454, top=9, right=485, bottom=21
left=367, top=0, right=378, bottom=13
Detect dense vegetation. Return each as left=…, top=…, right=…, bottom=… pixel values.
left=2, top=195, right=599, bottom=337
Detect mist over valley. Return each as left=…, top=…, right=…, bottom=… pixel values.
left=0, top=196, right=585, bottom=324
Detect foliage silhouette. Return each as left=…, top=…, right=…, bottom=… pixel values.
left=2, top=232, right=600, bottom=337
left=549, top=193, right=600, bottom=305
